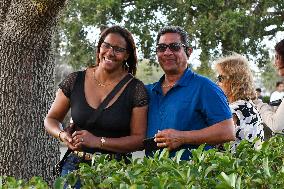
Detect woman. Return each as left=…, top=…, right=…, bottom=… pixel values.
left=44, top=26, right=148, bottom=180
left=254, top=39, right=284, bottom=133
left=215, top=54, right=264, bottom=151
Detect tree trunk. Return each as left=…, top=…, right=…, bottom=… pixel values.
left=0, top=0, right=66, bottom=183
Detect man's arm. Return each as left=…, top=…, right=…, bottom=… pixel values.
left=155, top=118, right=235, bottom=151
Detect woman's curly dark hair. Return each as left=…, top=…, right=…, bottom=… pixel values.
left=215, top=54, right=256, bottom=102
left=95, top=25, right=137, bottom=75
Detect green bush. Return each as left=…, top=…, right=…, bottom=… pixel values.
left=262, top=96, right=270, bottom=103
left=0, top=176, right=49, bottom=189
left=1, top=135, right=284, bottom=188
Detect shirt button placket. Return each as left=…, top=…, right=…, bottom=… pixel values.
left=159, top=96, right=167, bottom=130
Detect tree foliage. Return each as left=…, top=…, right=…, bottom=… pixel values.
left=260, top=59, right=283, bottom=92
left=58, top=0, right=284, bottom=73
left=136, top=60, right=164, bottom=84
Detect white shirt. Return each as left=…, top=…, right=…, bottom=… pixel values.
left=270, top=91, right=284, bottom=102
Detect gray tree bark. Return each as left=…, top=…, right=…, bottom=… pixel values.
left=0, top=0, right=66, bottom=183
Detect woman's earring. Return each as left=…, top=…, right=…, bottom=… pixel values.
left=125, top=62, right=129, bottom=68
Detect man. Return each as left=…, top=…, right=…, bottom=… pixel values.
left=146, top=26, right=235, bottom=160
left=255, top=88, right=263, bottom=100
left=269, top=81, right=284, bottom=103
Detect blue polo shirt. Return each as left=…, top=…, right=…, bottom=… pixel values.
left=146, top=68, right=232, bottom=160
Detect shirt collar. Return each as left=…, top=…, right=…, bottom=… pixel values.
left=151, top=68, right=194, bottom=93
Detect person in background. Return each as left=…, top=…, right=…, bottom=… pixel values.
left=255, top=88, right=263, bottom=101
left=254, top=39, right=284, bottom=133
left=44, top=26, right=148, bottom=187
left=269, top=81, right=284, bottom=103
left=215, top=54, right=264, bottom=151
left=145, top=26, right=235, bottom=160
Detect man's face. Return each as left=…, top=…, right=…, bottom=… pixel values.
left=277, top=83, right=284, bottom=92
left=156, top=33, right=191, bottom=75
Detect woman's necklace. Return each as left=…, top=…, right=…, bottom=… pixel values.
left=93, top=69, right=116, bottom=87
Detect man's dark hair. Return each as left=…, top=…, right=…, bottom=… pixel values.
left=256, top=88, right=262, bottom=93
left=276, top=81, right=283, bottom=87
left=156, top=26, right=190, bottom=57
left=275, top=39, right=284, bottom=58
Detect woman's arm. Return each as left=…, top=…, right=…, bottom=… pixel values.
left=254, top=99, right=284, bottom=133
left=72, top=105, right=148, bottom=153
left=44, top=89, right=75, bottom=149
left=102, top=105, right=147, bottom=152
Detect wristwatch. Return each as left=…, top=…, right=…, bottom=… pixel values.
left=100, top=137, right=106, bottom=148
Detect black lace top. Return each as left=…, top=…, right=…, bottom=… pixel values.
left=58, top=70, right=148, bottom=153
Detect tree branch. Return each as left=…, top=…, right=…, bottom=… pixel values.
left=121, top=0, right=135, bottom=9
left=264, top=27, right=284, bottom=36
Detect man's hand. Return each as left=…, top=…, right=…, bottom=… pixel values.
left=155, top=129, right=184, bottom=151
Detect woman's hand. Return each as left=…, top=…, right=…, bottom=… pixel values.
left=59, top=131, right=77, bottom=150
left=155, top=129, right=184, bottom=151
left=72, top=130, right=100, bottom=150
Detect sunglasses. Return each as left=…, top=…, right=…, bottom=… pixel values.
left=217, top=75, right=226, bottom=83
left=101, top=42, right=127, bottom=54
left=156, top=43, right=186, bottom=53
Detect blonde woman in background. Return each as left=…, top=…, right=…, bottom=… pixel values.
left=215, top=54, right=264, bottom=151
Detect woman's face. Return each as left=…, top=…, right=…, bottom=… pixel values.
left=98, top=33, right=129, bottom=73
left=275, top=52, right=284, bottom=77
left=216, top=66, right=229, bottom=95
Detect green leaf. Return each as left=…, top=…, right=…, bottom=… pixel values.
left=173, top=149, right=185, bottom=164
left=0, top=176, right=3, bottom=189
left=263, top=157, right=271, bottom=177
left=236, top=175, right=241, bottom=189
left=281, top=166, right=284, bottom=173
left=159, top=148, right=169, bottom=160
left=186, top=167, right=191, bottom=179
left=218, top=172, right=236, bottom=188
left=54, top=177, right=65, bottom=189
left=252, top=178, right=263, bottom=184
left=65, top=172, right=79, bottom=187
left=204, top=164, right=218, bottom=177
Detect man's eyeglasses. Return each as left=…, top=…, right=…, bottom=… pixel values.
left=156, top=43, right=186, bottom=53
left=217, top=75, right=227, bottom=83
left=101, top=42, right=127, bottom=54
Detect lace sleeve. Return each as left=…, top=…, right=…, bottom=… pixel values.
left=58, top=72, right=79, bottom=98
left=132, top=79, right=149, bottom=107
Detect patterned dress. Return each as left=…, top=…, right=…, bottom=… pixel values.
left=230, top=100, right=264, bottom=151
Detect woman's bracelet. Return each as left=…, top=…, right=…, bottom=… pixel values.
left=100, top=137, right=106, bottom=148
left=58, top=130, right=64, bottom=142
